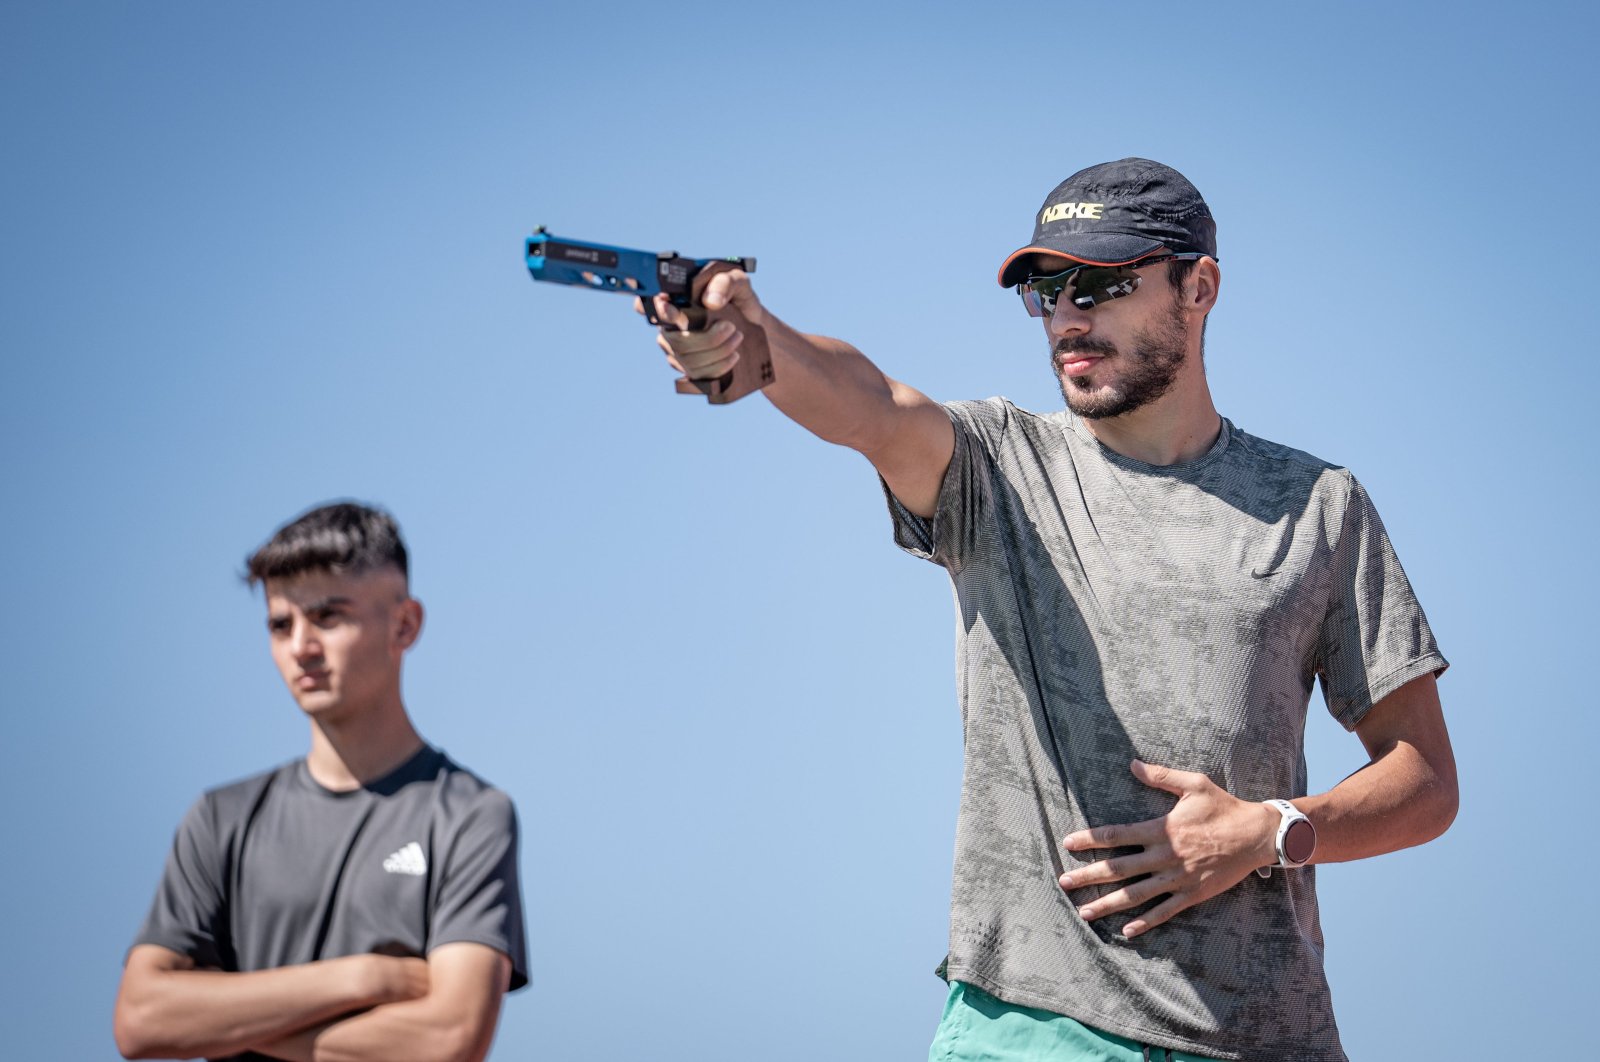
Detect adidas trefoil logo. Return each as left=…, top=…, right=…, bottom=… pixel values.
left=383, top=841, right=427, bottom=876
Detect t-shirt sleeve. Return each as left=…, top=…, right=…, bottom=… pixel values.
left=1317, top=471, right=1449, bottom=729
left=130, top=795, right=231, bottom=969
left=431, top=790, right=530, bottom=991
left=883, top=398, right=1009, bottom=572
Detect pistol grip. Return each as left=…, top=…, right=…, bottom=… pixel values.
left=671, top=302, right=773, bottom=404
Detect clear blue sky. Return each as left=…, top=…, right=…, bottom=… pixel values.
left=3, top=3, right=1595, bottom=1059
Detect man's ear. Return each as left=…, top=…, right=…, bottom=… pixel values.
left=1191, top=256, right=1221, bottom=315
left=393, top=597, right=424, bottom=652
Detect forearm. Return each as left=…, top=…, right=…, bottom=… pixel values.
left=253, top=946, right=508, bottom=1062
left=1060, top=687, right=1457, bottom=937
left=1298, top=737, right=1458, bottom=865
left=654, top=276, right=953, bottom=514
left=256, top=998, right=492, bottom=1062
left=756, top=312, right=954, bottom=516
left=656, top=274, right=923, bottom=457
left=114, top=953, right=398, bottom=1060
left=756, top=311, right=908, bottom=455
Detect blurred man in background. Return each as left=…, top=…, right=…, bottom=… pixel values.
left=115, top=502, right=527, bottom=1062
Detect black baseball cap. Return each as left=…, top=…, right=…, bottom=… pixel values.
left=997, top=158, right=1217, bottom=287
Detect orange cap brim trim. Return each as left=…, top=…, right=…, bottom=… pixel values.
left=996, top=246, right=1158, bottom=287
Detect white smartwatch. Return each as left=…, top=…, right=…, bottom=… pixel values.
left=1255, top=798, right=1316, bottom=878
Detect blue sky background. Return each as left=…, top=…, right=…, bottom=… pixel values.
left=3, top=3, right=1596, bottom=1059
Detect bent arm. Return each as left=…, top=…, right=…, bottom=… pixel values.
left=255, top=943, right=512, bottom=1062
left=1060, top=672, right=1457, bottom=935
left=650, top=272, right=954, bottom=516
left=1299, top=670, right=1458, bottom=863
left=114, top=945, right=426, bottom=1060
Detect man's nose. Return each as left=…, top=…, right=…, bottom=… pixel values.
left=1048, top=297, right=1092, bottom=339
left=288, top=620, right=321, bottom=660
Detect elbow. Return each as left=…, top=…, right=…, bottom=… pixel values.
left=1430, top=744, right=1460, bottom=841
left=441, top=1036, right=483, bottom=1062
left=1432, top=776, right=1460, bottom=841
left=1413, top=767, right=1459, bottom=847
left=446, top=1021, right=495, bottom=1062
left=112, top=1022, right=143, bottom=1060
left=404, top=1021, right=484, bottom=1062
left=113, top=1005, right=177, bottom=1060
left=113, top=991, right=205, bottom=1061
left=448, top=1013, right=504, bottom=1062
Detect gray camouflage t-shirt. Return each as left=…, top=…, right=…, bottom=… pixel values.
left=886, top=398, right=1445, bottom=1062
left=133, top=745, right=528, bottom=1062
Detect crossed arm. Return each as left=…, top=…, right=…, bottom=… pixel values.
left=114, top=942, right=510, bottom=1062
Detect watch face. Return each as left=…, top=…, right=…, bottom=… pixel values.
left=1284, top=819, right=1316, bottom=864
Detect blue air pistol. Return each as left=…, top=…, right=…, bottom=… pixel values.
left=525, top=227, right=774, bottom=404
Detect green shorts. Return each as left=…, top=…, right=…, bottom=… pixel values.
left=928, top=981, right=1227, bottom=1062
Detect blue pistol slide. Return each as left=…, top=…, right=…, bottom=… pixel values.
left=525, top=227, right=773, bottom=404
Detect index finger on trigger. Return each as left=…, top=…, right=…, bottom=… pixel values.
left=651, top=293, right=688, bottom=331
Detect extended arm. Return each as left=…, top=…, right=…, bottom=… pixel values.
left=254, top=943, right=511, bottom=1062
left=1059, top=672, right=1457, bottom=937
left=645, top=269, right=954, bottom=517
left=113, top=945, right=428, bottom=1060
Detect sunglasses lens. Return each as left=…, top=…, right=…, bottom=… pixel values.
left=1071, top=268, right=1140, bottom=308
left=1017, top=255, right=1184, bottom=316
left=1019, top=260, right=1161, bottom=316
left=1020, top=275, right=1066, bottom=317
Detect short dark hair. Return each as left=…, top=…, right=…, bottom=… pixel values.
left=1165, top=256, right=1209, bottom=346
left=1166, top=256, right=1199, bottom=290
left=245, top=502, right=409, bottom=586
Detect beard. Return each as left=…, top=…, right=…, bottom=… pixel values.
left=1052, top=295, right=1191, bottom=420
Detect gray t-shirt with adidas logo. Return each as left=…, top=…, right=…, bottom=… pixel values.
left=886, top=398, right=1445, bottom=1062
left=133, top=745, right=528, bottom=1062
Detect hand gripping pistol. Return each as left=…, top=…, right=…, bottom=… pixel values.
left=525, top=227, right=774, bottom=404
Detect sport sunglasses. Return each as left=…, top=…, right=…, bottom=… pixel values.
left=1017, top=253, right=1207, bottom=317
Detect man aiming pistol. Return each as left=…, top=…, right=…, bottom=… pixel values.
left=640, top=158, right=1456, bottom=1062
